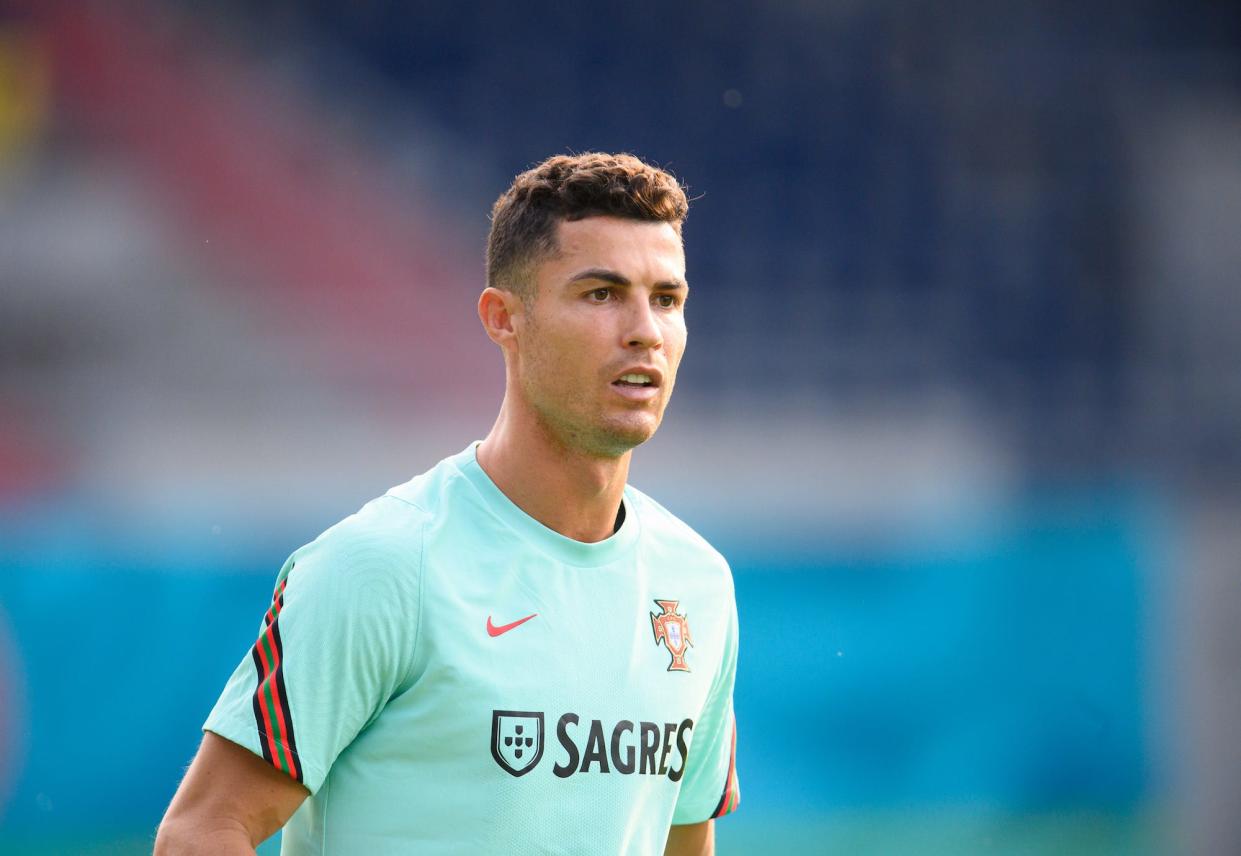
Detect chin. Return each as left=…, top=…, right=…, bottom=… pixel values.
left=593, top=416, right=660, bottom=455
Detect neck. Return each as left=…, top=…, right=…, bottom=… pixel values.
left=477, top=393, right=631, bottom=544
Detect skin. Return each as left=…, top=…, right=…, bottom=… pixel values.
left=154, top=732, right=307, bottom=854
left=476, top=215, right=689, bottom=544
left=155, top=215, right=710, bottom=855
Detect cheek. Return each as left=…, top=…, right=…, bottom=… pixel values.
left=526, top=328, right=593, bottom=391
left=665, top=320, right=688, bottom=367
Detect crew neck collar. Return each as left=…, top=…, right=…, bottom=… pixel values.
left=452, top=442, right=639, bottom=567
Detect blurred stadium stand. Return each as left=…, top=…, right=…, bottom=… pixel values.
left=1, top=0, right=1239, bottom=853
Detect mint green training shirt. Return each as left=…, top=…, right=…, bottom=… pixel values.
left=205, top=443, right=741, bottom=855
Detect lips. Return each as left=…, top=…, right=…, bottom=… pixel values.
left=610, top=366, right=662, bottom=403
left=610, top=366, right=663, bottom=389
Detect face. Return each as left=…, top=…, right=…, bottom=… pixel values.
left=513, top=216, right=689, bottom=458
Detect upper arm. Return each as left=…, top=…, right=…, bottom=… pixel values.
left=201, top=508, right=425, bottom=794
left=665, top=820, right=714, bottom=856
left=156, top=732, right=309, bottom=853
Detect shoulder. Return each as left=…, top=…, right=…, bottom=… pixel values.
left=283, top=455, right=461, bottom=591
left=627, top=485, right=732, bottom=583
left=297, top=494, right=429, bottom=568
left=628, top=485, right=740, bottom=663
left=382, top=444, right=477, bottom=521
left=292, top=444, right=486, bottom=574
left=305, top=445, right=481, bottom=555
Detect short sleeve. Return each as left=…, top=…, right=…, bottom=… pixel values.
left=672, top=584, right=741, bottom=823
left=203, top=501, right=423, bottom=794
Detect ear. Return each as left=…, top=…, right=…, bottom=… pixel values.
left=478, top=287, right=523, bottom=350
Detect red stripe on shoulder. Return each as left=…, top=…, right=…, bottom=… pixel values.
left=250, top=572, right=302, bottom=782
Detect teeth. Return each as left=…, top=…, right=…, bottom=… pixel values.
left=619, top=373, right=652, bottom=384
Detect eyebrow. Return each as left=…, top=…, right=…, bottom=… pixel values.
left=566, top=267, right=688, bottom=291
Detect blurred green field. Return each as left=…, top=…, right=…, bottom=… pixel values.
left=0, top=809, right=1170, bottom=855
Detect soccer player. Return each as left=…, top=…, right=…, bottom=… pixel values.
left=155, top=152, right=741, bottom=855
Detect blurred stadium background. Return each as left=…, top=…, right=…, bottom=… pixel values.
left=1, top=0, right=1240, bottom=853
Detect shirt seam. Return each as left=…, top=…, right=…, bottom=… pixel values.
left=319, top=773, right=330, bottom=855
left=384, top=491, right=432, bottom=516
left=361, top=495, right=429, bottom=695
left=405, top=515, right=428, bottom=692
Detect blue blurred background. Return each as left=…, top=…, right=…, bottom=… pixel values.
left=2, top=1, right=1240, bottom=853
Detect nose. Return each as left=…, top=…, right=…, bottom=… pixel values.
left=625, top=298, right=663, bottom=350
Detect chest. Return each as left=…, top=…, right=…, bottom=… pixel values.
left=425, top=550, right=716, bottom=694
left=385, top=548, right=721, bottom=778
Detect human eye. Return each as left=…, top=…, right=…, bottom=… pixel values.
left=587, top=287, right=611, bottom=302
left=654, top=293, right=681, bottom=309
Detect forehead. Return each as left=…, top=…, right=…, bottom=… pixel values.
left=542, top=216, right=685, bottom=281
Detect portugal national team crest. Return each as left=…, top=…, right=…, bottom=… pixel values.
left=650, top=599, right=693, bottom=672
left=491, top=710, right=544, bottom=777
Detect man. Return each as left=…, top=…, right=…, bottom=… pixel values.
left=155, top=152, right=741, bottom=855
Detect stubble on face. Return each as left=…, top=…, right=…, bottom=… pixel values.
left=512, top=218, right=687, bottom=460
left=521, top=310, right=638, bottom=458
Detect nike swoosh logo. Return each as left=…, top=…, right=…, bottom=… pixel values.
left=487, top=613, right=538, bottom=637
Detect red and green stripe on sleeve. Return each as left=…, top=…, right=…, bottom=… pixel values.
left=710, top=720, right=740, bottom=818
left=250, top=576, right=303, bottom=784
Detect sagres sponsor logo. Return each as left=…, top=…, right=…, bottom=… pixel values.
left=553, top=715, right=694, bottom=782
left=491, top=710, right=544, bottom=777
left=490, top=709, right=694, bottom=781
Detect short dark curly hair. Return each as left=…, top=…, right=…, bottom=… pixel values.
left=486, top=152, right=689, bottom=298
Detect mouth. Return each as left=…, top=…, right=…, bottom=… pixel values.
left=612, top=372, right=657, bottom=389
left=610, top=367, right=663, bottom=401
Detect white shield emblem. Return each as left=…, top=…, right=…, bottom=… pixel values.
left=491, top=710, right=544, bottom=777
